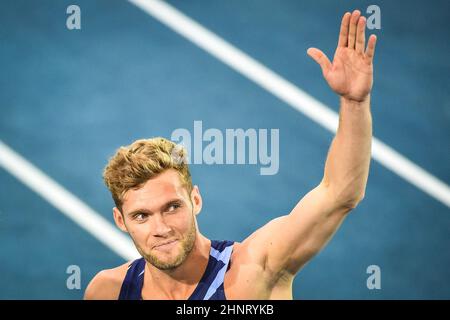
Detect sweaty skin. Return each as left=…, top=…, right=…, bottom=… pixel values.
left=85, top=9, right=377, bottom=300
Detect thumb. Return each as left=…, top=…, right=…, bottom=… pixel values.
left=307, top=48, right=331, bottom=75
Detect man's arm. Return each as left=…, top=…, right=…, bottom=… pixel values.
left=243, top=10, right=377, bottom=280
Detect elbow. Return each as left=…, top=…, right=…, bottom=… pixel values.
left=321, top=180, right=367, bottom=211
left=340, top=191, right=365, bottom=210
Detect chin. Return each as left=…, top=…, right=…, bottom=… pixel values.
left=146, top=249, right=185, bottom=270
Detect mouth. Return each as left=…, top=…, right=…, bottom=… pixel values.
left=153, top=239, right=178, bottom=251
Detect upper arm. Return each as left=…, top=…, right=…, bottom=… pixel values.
left=84, top=267, right=126, bottom=300
left=243, top=182, right=352, bottom=281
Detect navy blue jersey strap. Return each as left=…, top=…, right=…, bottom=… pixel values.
left=189, top=240, right=234, bottom=300
left=118, top=257, right=146, bottom=300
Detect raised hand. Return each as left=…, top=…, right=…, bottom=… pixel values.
left=307, top=10, right=377, bottom=102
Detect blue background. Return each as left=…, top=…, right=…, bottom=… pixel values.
left=0, top=0, right=449, bottom=299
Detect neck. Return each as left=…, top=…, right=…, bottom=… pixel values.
left=143, top=233, right=211, bottom=299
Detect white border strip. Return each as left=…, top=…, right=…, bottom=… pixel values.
left=0, top=141, right=139, bottom=260
left=128, top=0, right=450, bottom=208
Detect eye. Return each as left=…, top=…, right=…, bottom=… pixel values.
left=167, top=203, right=181, bottom=213
left=134, top=213, right=148, bottom=222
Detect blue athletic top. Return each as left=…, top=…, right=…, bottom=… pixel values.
left=118, top=240, right=235, bottom=300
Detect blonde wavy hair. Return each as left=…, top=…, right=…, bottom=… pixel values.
left=103, top=137, right=192, bottom=212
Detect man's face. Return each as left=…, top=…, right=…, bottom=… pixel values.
left=114, top=169, right=201, bottom=270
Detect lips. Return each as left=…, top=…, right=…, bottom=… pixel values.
left=154, top=239, right=178, bottom=250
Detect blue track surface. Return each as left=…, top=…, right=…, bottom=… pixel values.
left=0, top=0, right=449, bottom=299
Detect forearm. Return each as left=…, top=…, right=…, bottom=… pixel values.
left=322, top=95, right=372, bottom=208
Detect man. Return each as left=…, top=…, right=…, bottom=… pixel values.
left=85, top=9, right=377, bottom=300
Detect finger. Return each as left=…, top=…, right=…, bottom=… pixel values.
left=348, top=10, right=361, bottom=50
left=365, top=34, right=377, bottom=63
left=355, top=16, right=366, bottom=54
left=307, top=48, right=332, bottom=75
left=337, top=12, right=351, bottom=48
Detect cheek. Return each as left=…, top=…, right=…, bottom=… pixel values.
left=167, top=213, right=191, bottom=233
left=128, top=223, right=151, bottom=242
left=180, top=213, right=195, bottom=233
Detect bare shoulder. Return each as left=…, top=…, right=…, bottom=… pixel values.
left=84, top=261, right=131, bottom=300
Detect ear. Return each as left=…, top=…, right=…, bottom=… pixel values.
left=190, top=185, right=202, bottom=216
left=113, top=207, right=128, bottom=233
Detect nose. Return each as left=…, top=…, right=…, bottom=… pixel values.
left=152, top=214, right=172, bottom=236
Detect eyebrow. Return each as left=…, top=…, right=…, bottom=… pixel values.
left=126, top=198, right=184, bottom=217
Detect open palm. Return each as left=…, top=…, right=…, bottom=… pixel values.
left=307, top=10, right=377, bottom=102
